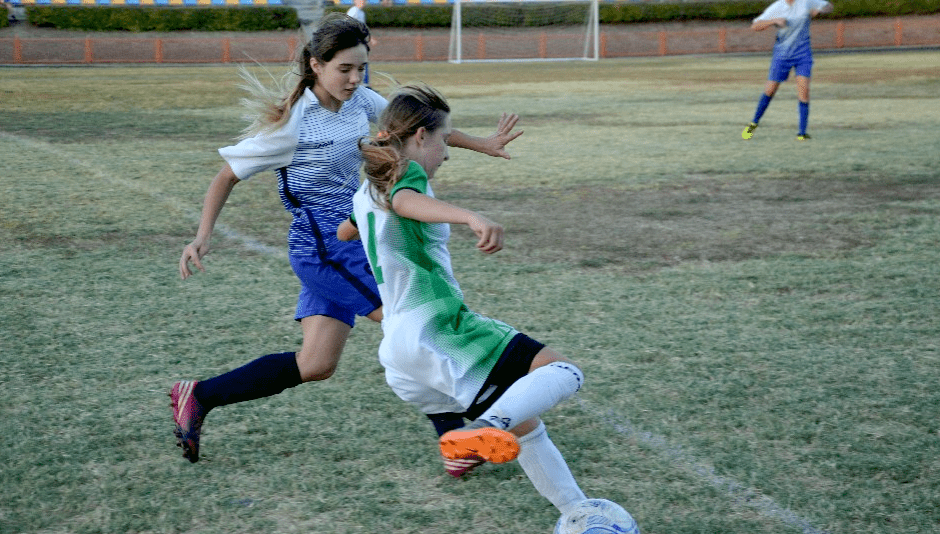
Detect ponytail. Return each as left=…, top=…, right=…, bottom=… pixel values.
left=360, top=84, right=450, bottom=211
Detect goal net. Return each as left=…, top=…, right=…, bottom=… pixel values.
left=448, top=0, right=600, bottom=63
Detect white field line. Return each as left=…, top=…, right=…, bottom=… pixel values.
left=0, top=132, right=286, bottom=260
left=4, top=131, right=829, bottom=534
left=575, top=395, right=831, bottom=534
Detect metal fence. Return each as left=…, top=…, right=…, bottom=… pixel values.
left=1, top=15, right=937, bottom=64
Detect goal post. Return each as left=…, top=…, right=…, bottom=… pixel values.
left=448, top=0, right=600, bottom=64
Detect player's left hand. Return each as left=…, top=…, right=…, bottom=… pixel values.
left=483, top=113, right=524, bottom=160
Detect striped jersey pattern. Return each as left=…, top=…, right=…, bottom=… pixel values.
left=219, top=86, right=386, bottom=257
left=281, top=88, right=384, bottom=256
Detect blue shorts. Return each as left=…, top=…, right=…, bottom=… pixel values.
left=768, top=51, right=813, bottom=82
left=289, top=239, right=382, bottom=327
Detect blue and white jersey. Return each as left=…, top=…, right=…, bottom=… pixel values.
left=346, top=5, right=365, bottom=24
left=219, top=86, right=387, bottom=256
left=755, top=0, right=829, bottom=60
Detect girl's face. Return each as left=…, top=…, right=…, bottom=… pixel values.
left=406, top=115, right=452, bottom=181
left=311, top=44, right=368, bottom=112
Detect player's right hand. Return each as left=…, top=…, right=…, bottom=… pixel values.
left=468, top=214, right=504, bottom=254
left=180, top=239, right=209, bottom=280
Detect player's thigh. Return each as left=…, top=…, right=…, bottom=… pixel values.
left=297, top=314, right=353, bottom=381
left=767, top=55, right=792, bottom=87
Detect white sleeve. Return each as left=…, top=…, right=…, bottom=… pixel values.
left=810, top=0, right=830, bottom=12
left=217, top=97, right=306, bottom=180
left=754, top=1, right=784, bottom=22
left=362, top=87, right=388, bottom=125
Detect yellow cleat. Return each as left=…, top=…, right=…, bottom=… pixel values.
left=742, top=122, right=758, bottom=140
left=796, top=134, right=812, bottom=141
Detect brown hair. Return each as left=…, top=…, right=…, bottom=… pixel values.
left=239, top=14, right=371, bottom=139
left=360, top=84, right=450, bottom=211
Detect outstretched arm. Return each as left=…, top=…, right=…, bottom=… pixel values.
left=752, top=18, right=787, bottom=31
left=180, top=164, right=240, bottom=280
left=392, top=189, right=504, bottom=254
left=812, top=2, right=834, bottom=17
left=448, top=113, right=523, bottom=160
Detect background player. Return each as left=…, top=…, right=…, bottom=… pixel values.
left=346, top=0, right=375, bottom=86
left=742, top=0, right=834, bottom=141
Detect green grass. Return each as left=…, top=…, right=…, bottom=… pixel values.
left=2, top=51, right=939, bottom=534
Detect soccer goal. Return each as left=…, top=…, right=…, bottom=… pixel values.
left=448, top=0, right=600, bottom=64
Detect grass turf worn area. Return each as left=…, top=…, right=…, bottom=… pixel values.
left=1, top=51, right=939, bottom=533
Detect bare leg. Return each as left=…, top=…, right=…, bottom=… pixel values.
left=795, top=75, right=812, bottom=136
left=764, top=79, right=782, bottom=97
left=296, top=307, right=381, bottom=381
left=796, top=75, right=810, bottom=103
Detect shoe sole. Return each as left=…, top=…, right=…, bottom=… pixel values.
left=173, top=426, right=199, bottom=463
left=169, top=381, right=202, bottom=463
left=440, top=428, right=520, bottom=464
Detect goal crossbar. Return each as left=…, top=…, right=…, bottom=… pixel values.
left=448, top=0, right=600, bottom=64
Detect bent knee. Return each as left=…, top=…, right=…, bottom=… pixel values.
left=295, top=350, right=340, bottom=381
left=549, top=360, right=584, bottom=394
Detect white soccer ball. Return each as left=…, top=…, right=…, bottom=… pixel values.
left=554, top=499, right=640, bottom=534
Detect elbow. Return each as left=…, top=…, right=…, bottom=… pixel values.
left=217, top=164, right=241, bottom=189
left=336, top=220, right=359, bottom=241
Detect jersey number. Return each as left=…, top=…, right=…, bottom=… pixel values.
left=366, top=212, right=384, bottom=285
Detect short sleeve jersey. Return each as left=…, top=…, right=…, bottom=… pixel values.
left=219, top=86, right=387, bottom=256
left=346, top=6, right=366, bottom=24
left=755, top=0, right=829, bottom=59
left=351, top=161, right=518, bottom=413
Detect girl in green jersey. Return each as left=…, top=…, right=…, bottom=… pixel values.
left=338, top=84, right=589, bottom=514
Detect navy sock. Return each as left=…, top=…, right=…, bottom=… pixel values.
left=798, top=101, right=810, bottom=135
left=753, top=93, right=773, bottom=124
left=427, top=412, right=466, bottom=437
left=193, top=352, right=302, bottom=412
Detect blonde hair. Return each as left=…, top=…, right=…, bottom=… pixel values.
left=238, top=13, right=371, bottom=139
left=360, top=84, right=451, bottom=211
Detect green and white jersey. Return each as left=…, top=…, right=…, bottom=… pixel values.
left=352, top=161, right=517, bottom=414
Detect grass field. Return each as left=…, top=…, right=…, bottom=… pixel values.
left=2, top=50, right=939, bottom=534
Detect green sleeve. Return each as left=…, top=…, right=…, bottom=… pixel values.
left=389, top=161, right=429, bottom=202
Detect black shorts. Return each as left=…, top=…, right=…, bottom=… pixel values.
left=427, top=332, right=545, bottom=436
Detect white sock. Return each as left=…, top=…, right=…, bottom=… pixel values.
left=477, top=361, right=584, bottom=431
left=517, top=421, right=586, bottom=514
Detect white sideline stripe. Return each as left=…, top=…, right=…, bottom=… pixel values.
left=0, top=132, right=287, bottom=259
left=575, top=395, right=830, bottom=534
left=3, top=132, right=828, bottom=533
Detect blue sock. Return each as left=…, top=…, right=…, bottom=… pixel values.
left=193, top=352, right=302, bottom=411
left=752, top=93, right=773, bottom=124
left=798, top=101, right=810, bottom=135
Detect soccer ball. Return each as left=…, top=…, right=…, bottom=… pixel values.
left=554, top=499, right=640, bottom=534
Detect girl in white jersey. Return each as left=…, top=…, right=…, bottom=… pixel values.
left=337, top=85, right=591, bottom=514
left=170, top=14, right=523, bottom=465
left=742, top=0, right=833, bottom=141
